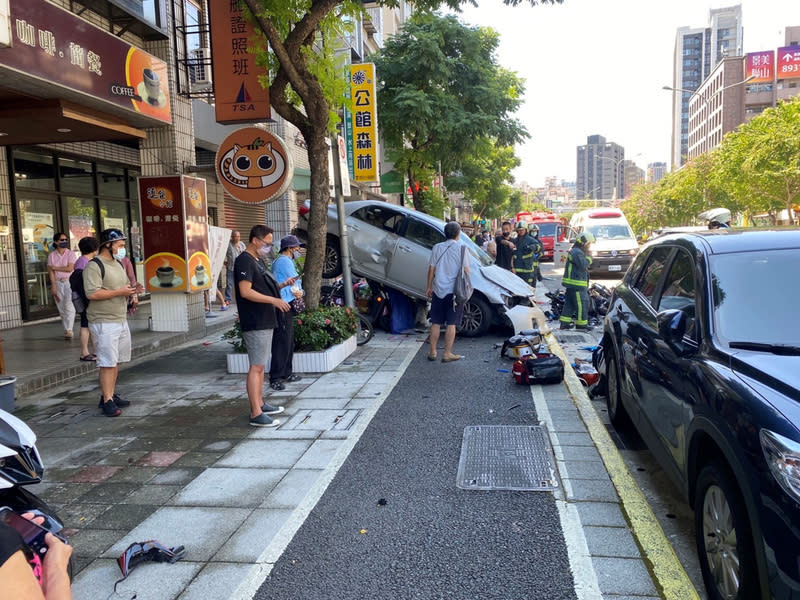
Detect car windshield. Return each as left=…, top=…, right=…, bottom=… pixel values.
left=585, top=224, right=635, bottom=240
left=535, top=222, right=558, bottom=237
left=710, top=249, right=800, bottom=346
left=459, top=235, right=494, bottom=266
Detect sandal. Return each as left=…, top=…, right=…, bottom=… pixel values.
left=427, top=353, right=437, bottom=361
left=80, top=354, right=97, bottom=362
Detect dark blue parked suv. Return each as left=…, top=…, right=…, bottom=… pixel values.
left=601, top=229, right=800, bottom=600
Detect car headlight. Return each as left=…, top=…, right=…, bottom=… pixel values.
left=501, top=294, right=513, bottom=308
left=591, top=250, right=599, bottom=257
left=761, top=429, right=800, bottom=503
left=628, top=249, right=637, bottom=255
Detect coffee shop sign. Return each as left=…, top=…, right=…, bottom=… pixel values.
left=16, top=19, right=102, bottom=75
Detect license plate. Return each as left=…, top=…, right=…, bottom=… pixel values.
left=608, top=265, right=622, bottom=272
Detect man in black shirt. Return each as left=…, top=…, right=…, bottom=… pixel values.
left=234, top=225, right=295, bottom=427
left=494, top=221, right=515, bottom=271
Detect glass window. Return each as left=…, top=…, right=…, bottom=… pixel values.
left=403, top=219, right=444, bottom=249
left=59, top=158, right=94, bottom=196
left=128, top=170, right=141, bottom=200
left=657, top=249, right=697, bottom=337
left=633, top=246, right=673, bottom=306
left=100, top=199, right=129, bottom=241
left=65, top=197, right=96, bottom=253
left=352, top=206, right=405, bottom=233
left=13, top=150, right=56, bottom=191
left=97, top=164, right=127, bottom=198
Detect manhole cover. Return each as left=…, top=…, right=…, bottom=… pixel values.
left=456, top=425, right=558, bottom=491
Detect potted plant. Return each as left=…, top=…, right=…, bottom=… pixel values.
left=223, top=306, right=358, bottom=374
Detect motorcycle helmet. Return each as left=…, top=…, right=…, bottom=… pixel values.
left=99, top=228, right=127, bottom=244
left=576, top=231, right=595, bottom=246
left=528, top=224, right=539, bottom=236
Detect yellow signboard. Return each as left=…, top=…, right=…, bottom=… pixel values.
left=350, top=63, right=378, bottom=183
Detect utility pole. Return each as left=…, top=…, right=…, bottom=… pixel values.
left=330, top=134, right=354, bottom=308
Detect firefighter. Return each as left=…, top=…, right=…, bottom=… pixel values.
left=560, top=231, right=595, bottom=330
left=512, top=222, right=543, bottom=288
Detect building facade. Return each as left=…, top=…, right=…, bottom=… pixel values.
left=671, top=5, right=743, bottom=168
left=647, top=162, right=667, bottom=184
left=576, top=134, right=625, bottom=203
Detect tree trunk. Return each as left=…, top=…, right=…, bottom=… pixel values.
left=301, top=127, right=331, bottom=311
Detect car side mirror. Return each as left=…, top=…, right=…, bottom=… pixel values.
left=657, top=309, right=692, bottom=356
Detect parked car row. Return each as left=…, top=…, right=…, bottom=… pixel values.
left=601, top=229, right=800, bottom=600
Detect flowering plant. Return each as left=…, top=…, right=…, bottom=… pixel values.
left=294, top=306, right=358, bottom=352
left=222, top=306, right=357, bottom=354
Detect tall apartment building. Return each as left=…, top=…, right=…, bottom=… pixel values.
left=576, top=135, right=625, bottom=203
left=671, top=5, right=743, bottom=168
left=621, top=161, right=645, bottom=198
left=647, top=162, right=668, bottom=183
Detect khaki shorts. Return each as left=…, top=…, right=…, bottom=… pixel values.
left=89, top=322, right=132, bottom=367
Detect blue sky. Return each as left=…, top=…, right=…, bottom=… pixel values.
left=454, top=0, right=800, bottom=187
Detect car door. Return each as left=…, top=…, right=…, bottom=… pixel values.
left=347, top=205, right=404, bottom=281
left=388, top=217, right=445, bottom=297
left=640, top=248, right=700, bottom=478
left=553, top=225, right=577, bottom=268
left=616, top=246, right=674, bottom=430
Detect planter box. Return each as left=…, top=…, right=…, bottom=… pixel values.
left=226, top=335, right=357, bottom=374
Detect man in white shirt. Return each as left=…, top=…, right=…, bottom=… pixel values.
left=425, top=221, right=469, bottom=363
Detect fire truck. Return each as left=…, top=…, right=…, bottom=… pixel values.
left=515, top=212, right=566, bottom=261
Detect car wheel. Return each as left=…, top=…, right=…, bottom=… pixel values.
left=322, top=236, right=342, bottom=279
left=694, top=461, right=758, bottom=600
left=458, top=295, right=491, bottom=337
left=605, top=353, right=631, bottom=428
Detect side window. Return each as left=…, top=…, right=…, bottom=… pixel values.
left=625, top=248, right=650, bottom=286
left=352, top=206, right=405, bottom=233
left=633, top=246, right=673, bottom=306
left=657, top=249, right=697, bottom=338
left=404, top=219, right=444, bottom=249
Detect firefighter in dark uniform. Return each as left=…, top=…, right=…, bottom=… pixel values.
left=512, top=223, right=543, bottom=288
left=560, top=231, right=595, bottom=330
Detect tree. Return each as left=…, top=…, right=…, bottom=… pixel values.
left=374, top=13, right=528, bottom=213
left=241, top=0, right=555, bottom=307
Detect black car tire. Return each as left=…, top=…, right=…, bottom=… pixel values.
left=694, top=460, right=758, bottom=600
left=458, top=295, right=491, bottom=337
left=605, top=353, right=631, bottom=429
left=323, top=236, right=342, bottom=279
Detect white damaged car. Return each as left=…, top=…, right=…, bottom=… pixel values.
left=295, top=200, right=537, bottom=336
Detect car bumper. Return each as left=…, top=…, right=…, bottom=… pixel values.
left=588, top=255, right=634, bottom=274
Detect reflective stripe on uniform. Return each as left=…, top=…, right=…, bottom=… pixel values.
left=563, top=278, right=588, bottom=287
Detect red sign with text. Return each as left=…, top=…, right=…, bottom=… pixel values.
left=746, top=51, right=774, bottom=83
left=778, top=46, right=800, bottom=80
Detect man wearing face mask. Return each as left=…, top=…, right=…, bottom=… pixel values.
left=493, top=221, right=515, bottom=271
left=234, top=225, right=296, bottom=427
left=268, top=235, right=305, bottom=390
left=47, top=232, right=78, bottom=339
left=83, top=229, right=143, bottom=417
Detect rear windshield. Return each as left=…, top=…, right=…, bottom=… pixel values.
left=585, top=223, right=635, bottom=240
left=535, top=222, right=558, bottom=236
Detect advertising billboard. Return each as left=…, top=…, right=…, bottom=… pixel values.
left=778, top=46, right=800, bottom=80
left=350, top=63, right=378, bottom=183
left=745, top=51, right=774, bottom=83
left=138, top=176, right=210, bottom=293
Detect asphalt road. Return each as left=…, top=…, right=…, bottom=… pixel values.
left=255, top=334, right=577, bottom=600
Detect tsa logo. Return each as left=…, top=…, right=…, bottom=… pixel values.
left=215, top=127, right=294, bottom=205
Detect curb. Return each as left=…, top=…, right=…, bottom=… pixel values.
left=542, top=324, right=700, bottom=600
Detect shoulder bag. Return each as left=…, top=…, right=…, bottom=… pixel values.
left=454, top=246, right=473, bottom=305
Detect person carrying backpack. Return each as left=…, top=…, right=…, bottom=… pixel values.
left=83, top=229, right=143, bottom=417
left=70, top=236, right=99, bottom=362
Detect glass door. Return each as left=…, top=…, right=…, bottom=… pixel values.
left=17, top=195, right=59, bottom=318
left=64, top=196, right=96, bottom=253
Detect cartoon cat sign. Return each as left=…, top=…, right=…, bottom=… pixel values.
left=215, top=128, right=294, bottom=204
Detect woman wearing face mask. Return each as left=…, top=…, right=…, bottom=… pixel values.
left=47, top=232, right=78, bottom=339
left=268, top=235, right=305, bottom=390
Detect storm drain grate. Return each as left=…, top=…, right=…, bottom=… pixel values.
left=456, top=425, right=558, bottom=491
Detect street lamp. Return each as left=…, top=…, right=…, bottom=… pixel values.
left=661, top=74, right=755, bottom=97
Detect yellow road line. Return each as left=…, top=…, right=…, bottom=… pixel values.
left=545, top=329, right=701, bottom=600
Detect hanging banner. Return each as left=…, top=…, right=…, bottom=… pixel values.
left=138, top=175, right=210, bottom=293
left=350, top=63, right=378, bottom=183
left=208, top=0, right=270, bottom=123
left=215, top=127, right=294, bottom=204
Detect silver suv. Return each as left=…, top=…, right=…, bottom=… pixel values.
left=295, top=200, right=537, bottom=336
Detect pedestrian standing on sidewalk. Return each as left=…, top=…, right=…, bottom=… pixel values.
left=234, top=225, right=292, bottom=427
left=269, top=235, right=303, bottom=391
left=559, top=231, right=595, bottom=331
left=73, top=236, right=99, bottom=362
left=494, top=221, right=515, bottom=271
left=83, top=229, right=142, bottom=417
left=426, top=221, right=469, bottom=363
left=225, top=230, right=245, bottom=304
left=47, top=232, right=77, bottom=340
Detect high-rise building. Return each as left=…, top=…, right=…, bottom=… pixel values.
left=647, top=162, right=668, bottom=183
left=622, top=161, right=645, bottom=199
left=576, top=135, right=624, bottom=203
left=671, top=5, right=743, bottom=168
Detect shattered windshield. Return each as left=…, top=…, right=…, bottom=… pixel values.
left=459, top=235, right=494, bottom=266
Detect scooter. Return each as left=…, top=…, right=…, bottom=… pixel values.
left=0, top=408, right=69, bottom=546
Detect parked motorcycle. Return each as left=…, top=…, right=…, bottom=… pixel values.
left=0, top=408, right=72, bottom=576
left=545, top=282, right=613, bottom=326
left=320, top=277, right=390, bottom=345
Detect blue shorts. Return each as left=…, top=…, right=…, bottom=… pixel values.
left=430, top=293, right=463, bottom=326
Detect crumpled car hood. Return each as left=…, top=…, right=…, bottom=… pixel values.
left=479, top=265, right=534, bottom=297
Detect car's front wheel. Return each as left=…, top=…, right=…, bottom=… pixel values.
left=458, top=295, right=491, bottom=337
left=694, top=460, right=757, bottom=600
left=323, top=236, right=342, bottom=279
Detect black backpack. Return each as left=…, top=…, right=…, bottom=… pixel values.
left=70, top=257, right=111, bottom=313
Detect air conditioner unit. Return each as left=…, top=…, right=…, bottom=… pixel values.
left=188, top=47, right=212, bottom=88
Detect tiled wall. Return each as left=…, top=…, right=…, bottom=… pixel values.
left=0, top=152, right=22, bottom=329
